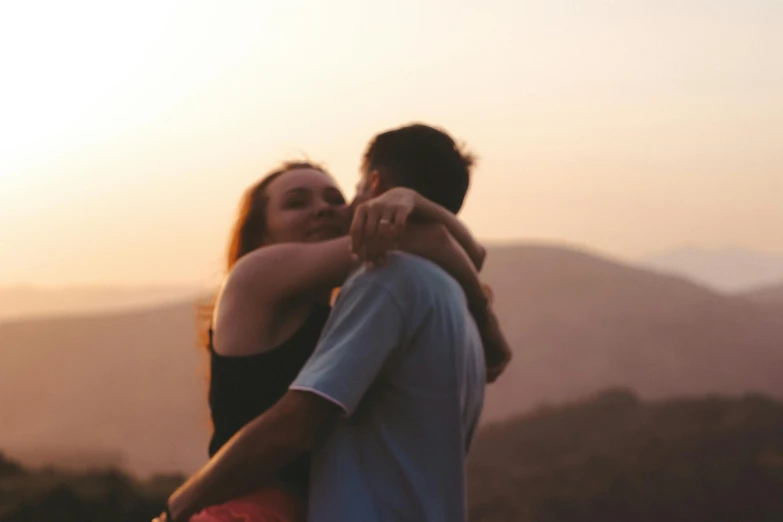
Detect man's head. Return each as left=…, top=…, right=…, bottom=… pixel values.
left=355, top=123, right=475, bottom=213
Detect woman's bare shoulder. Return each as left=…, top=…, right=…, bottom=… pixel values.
left=211, top=278, right=272, bottom=356
left=223, top=244, right=299, bottom=296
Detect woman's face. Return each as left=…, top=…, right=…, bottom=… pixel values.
left=262, top=168, right=349, bottom=245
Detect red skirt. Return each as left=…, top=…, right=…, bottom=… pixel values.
left=190, top=485, right=305, bottom=522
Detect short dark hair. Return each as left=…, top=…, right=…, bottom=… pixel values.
left=361, top=123, right=475, bottom=213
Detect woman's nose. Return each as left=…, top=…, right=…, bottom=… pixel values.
left=315, top=200, right=335, bottom=217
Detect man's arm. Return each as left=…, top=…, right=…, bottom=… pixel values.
left=165, top=391, right=338, bottom=521
left=166, top=275, right=407, bottom=521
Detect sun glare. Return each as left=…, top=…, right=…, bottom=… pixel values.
left=0, top=2, right=192, bottom=175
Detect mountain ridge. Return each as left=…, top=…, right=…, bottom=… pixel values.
left=2, top=242, right=782, bottom=477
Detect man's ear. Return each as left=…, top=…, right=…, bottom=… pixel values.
left=369, top=169, right=392, bottom=197
left=369, top=170, right=382, bottom=197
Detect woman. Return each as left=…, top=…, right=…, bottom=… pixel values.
left=165, top=161, right=508, bottom=521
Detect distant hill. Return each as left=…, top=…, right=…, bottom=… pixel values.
left=741, top=282, right=783, bottom=305
left=641, top=246, right=783, bottom=292
left=481, top=244, right=783, bottom=421
left=0, top=286, right=200, bottom=321
left=0, top=304, right=209, bottom=477
left=2, top=243, right=783, bottom=477
left=467, top=390, right=783, bottom=522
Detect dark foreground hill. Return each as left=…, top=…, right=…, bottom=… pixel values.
left=467, top=390, right=783, bottom=522
left=2, top=391, right=782, bottom=521
left=0, top=455, right=181, bottom=522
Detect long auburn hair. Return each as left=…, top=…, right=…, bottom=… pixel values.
left=197, top=161, right=328, bottom=350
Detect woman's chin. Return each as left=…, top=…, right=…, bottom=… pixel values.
left=305, top=228, right=345, bottom=242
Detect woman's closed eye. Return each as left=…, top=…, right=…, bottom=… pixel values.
left=283, top=195, right=309, bottom=209
left=321, top=187, right=345, bottom=206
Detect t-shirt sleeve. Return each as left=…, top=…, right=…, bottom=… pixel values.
left=290, top=279, right=407, bottom=416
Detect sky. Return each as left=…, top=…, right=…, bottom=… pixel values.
left=1, top=0, right=781, bottom=288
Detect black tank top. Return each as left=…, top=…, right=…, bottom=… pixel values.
left=207, top=303, right=331, bottom=493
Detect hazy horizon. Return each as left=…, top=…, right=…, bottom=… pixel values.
left=4, top=239, right=783, bottom=478
left=2, top=0, right=781, bottom=287
left=1, top=242, right=782, bottom=290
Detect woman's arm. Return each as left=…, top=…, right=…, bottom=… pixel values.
left=233, top=185, right=486, bottom=308
left=412, top=194, right=486, bottom=270
left=232, top=223, right=483, bottom=313
left=351, top=187, right=486, bottom=270
left=400, top=224, right=486, bottom=307
left=400, top=224, right=512, bottom=382
left=229, top=221, right=510, bottom=381
left=230, top=236, right=358, bottom=304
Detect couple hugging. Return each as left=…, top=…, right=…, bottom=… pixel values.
left=156, top=123, right=512, bottom=522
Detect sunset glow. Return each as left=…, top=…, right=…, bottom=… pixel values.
left=1, top=0, right=781, bottom=287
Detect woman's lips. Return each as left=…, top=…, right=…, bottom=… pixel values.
left=307, top=225, right=344, bottom=239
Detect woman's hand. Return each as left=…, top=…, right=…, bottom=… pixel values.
left=350, top=187, right=419, bottom=265
left=152, top=501, right=190, bottom=521
left=476, top=304, right=513, bottom=383
left=399, top=226, right=512, bottom=382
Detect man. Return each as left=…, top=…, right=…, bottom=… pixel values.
left=163, top=123, right=504, bottom=521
